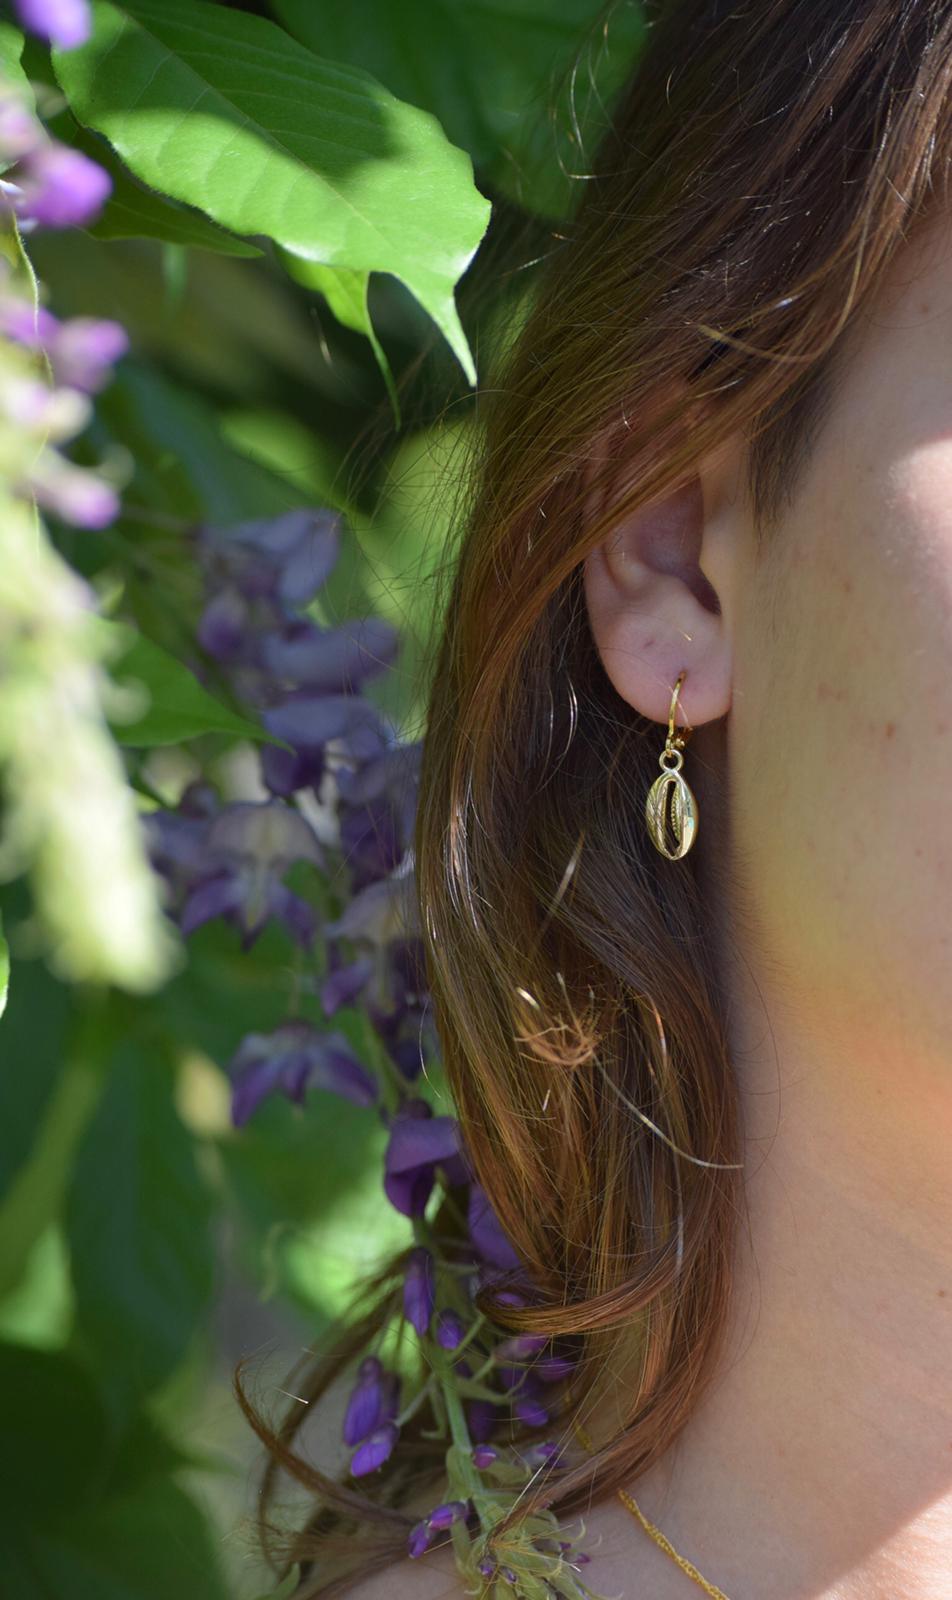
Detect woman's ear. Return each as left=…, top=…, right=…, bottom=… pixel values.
left=582, top=422, right=742, bottom=728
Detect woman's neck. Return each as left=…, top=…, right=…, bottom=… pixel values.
left=615, top=741, right=952, bottom=1598
left=626, top=942, right=952, bottom=1600
left=579, top=731, right=952, bottom=1599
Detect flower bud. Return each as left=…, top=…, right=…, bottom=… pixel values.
left=426, top=1499, right=468, bottom=1530
left=402, top=1246, right=435, bottom=1336
left=407, top=1520, right=433, bottom=1559
left=14, top=0, right=91, bottom=49
left=435, top=1308, right=465, bottom=1349
left=349, top=1421, right=398, bottom=1476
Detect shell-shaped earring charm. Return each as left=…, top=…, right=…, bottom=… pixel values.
left=646, top=747, right=698, bottom=859
left=645, top=671, right=698, bottom=860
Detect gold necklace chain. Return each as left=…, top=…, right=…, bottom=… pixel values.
left=570, top=1416, right=733, bottom=1600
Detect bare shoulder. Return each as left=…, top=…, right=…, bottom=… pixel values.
left=337, top=1539, right=470, bottom=1600
left=334, top=1494, right=684, bottom=1600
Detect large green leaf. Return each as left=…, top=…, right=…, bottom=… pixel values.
left=0, top=909, right=8, bottom=1021
left=95, top=616, right=270, bottom=747
left=69, top=124, right=263, bottom=256
left=53, top=0, right=491, bottom=382
left=0, top=1343, right=111, bottom=1516
left=96, top=361, right=319, bottom=526
left=278, top=249, right=400, bottom=426
left=0, top=978, right=106, bottom=1299
left=0, top=923, right=73, bottom=1206
left=0, top=1477, right=230, bottom=1600
left=0, top=22, right=31, bottom=101
left=274, top=0, right=647, bottom=219
left=67, top=1042, right=214, bottom=1415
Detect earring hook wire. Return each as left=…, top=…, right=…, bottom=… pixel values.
left=668, top=671, right=693, bottom=748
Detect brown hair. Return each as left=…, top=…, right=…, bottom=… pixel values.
left=238, top=0, right=952, bottom=1590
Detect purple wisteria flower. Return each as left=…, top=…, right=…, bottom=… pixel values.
left=383, top=1099, right=465, bottom=1217
left=261, top=692, right=388, bottom=770
left=349, top=1422, right=398, bottom=1477
left=28, top=452, right=118, bottom=527
left=154, top=509, right=444, bottom=1124
left=342, top=1355, right=400, bottom=1448
left=0, top=150, right=123, bottom=530
left=320, top=945, right=376, bottom=1015
left=324, top=879, right=439, bottom=1085
left=0, top=84, right=110, bottom=236
left=402, top=1245, right=435, bottom=1337
left=146, top=502, right=572, bottom=1555
left=468, top=1182, right=524, bottom=1270
left=197, top=508, right=343, bottom=617
left=0, top=298, right=59, bottom=349
left=407, top=1521, right=435, bottom=1559
left=228, top=1023, right=378, bottom=1127
left=159, top=798, right=324, bottom=950
left=406, top=1500, right=470, bottom=1560
left=345, top=1355, right=402, bottom=1477
left=434, top=1308, right=466, bottom=1350
left=259, top=613, right=399, bottom=695
left=0, top=94, right=42, bottom=163
left=466, top=1399, right=501, bottom=1443
left=334, top=738, right=417, bottom=890
left=427, top=1500, right=469, bottom=1530
left=11, top=142, right=111, bottom=229
left=46, top=315, right=129, bottom=392
left=14, top=0, right=91, bottom=48
left=513, top=1393, right=550, bottom=1430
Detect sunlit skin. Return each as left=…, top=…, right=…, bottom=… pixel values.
left=341, top=205, right=952, bottom=1600
left=575, top=205, right=952, bottom=1600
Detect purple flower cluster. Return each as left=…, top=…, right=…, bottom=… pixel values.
left=146, top=509, right=441, bottom=1119
left=0, top=299, right=128, bottom=392
left=0, top=16, right=125, bottom=529
left=0, top=71, right=109, bottom=235
left=0, top=284, right=127, bottom=526
left=147, top=787, right=325, bottom=950
left=343, top=1356, right=401, bottom=1477
left=229, top=1022, right=378, bottom=1128
left=146, top=503, right=585, bottom=1565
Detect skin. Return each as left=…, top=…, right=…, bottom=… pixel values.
left=344, top=209, right=952, bottom=1600
left=574, top=204, right=952, bottom=1599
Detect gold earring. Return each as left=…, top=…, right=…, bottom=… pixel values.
left=645, top=672, right=698, bottom=860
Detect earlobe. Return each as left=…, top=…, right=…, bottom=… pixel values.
left=582, top=455, right=734, bottom=730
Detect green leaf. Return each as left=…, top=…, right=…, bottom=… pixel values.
left=70, top=124, right=263, bottom=256
left=0, top=1224, right=73, bottom=1351
left=102, top=1408, right=193, bottom=1495
left=97, top=361, right=317, bottom=526
left=0, top=1477, right=230, bottom=1600
left=0, top=1342, right=111, bottom=1516
left=0, top=921, right=73, bottom=1204
left=0, top=910, right=8, bottom=1021
left=53, top=0, right=491, bottom=382
left=0, top=23, right=31, bottom=100
left=278, top=249, right=400, bottom=427
left=94, top=616, right=269, bottom=747
left=274, top=0, right=647, bottom=220
left=67, top=1041, right=214, bottom=1415
left=0, top=985, right=111, bottom=1301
